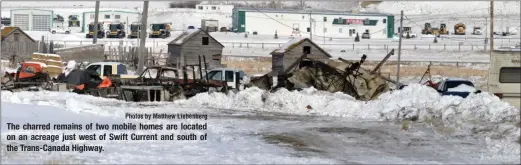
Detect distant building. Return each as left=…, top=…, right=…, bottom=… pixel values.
left=1, top=17, right=11, bottom=26
left=195, top=4, right=234, bottom=15
left=81, top=10, right=140, bottom=33
left=232, top=7, right=395, bottom=39
left=270, top=38, right=331, bottom=75
left=1, top=27, right=37, bottom=62
left=167, top=29, right=224, bottom=69
left=10, top=9, right=54, bottom=31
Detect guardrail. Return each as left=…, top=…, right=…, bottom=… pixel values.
left=58, top=40, right=517, bottom=52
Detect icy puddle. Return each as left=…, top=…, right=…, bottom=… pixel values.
left=213, top=111, right=520, bottom=164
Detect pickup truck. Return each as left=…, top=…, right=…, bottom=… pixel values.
left=50, top=26, right=71, bottom=34
left=84, top=62, right=138, bottom=79
left=435, top=78, right=481, bottom=98
left=203, top=68, right=246, bottom=91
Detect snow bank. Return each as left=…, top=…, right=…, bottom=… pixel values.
left=2, top=84, right=518, bottom=124
left=177, top=84, right=519, bottom=122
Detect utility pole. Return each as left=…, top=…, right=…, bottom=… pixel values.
left=485, top=16, right=488, bottom=45
left=396, top=10, right=404, bottom=89
left=137, top=1, right=149, bottom=74
left=490, top=0, right=494, bottom=53
left=93, top=1, right=100, bottom=44
left=309, top=11, right=312, bottom=40
left=323, top=19, right=325, bottom=44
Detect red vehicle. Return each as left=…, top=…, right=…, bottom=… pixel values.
left=1, top=62, right=52, bottom=91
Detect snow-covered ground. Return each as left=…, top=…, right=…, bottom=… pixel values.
left=1, top=84, right=520, bottom=164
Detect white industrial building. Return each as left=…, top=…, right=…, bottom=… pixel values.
left=10, top=9, right=54, bottom=31
left=195, top=4, right=234, bottom=15
left=232, top=8, right=395, bottom=39
left=81, top=10, right=140, bottom=32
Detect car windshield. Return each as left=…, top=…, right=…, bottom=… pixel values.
left=110, top=24, right=121, bottom=30
left=141, top=68, right=158, bottom=79
left=88, top=24, right=101, bottom=31
left=205, top=71, right=222, bottom=81
left=152, top=24, right=165, bottom=31
left=131, top=25, right=140, bottom=31
left=445, top=81, right=474, bottom=90
left=86, top=65, right=101, bottom=75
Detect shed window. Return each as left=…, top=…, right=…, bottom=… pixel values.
left=104, top=15, right=110, bottom=19
left=211, top=6, right=217, bottom=10
left=500, top=67, right=521, bottom=83
left=198, top=6, right=203, bottom=10
left=115, top=15, right=121, bottom=19
left=323, top=17, right=327, bottom=22
left=14, top=33, right=20, bottom=41
left=307, top=27, right=310, bottom=32
left=383, top=19, right=387, bottom=23
left=303, top=46, right=311, bottom=54
left=302, top=15, right=305, bottom=19
left=202, top=37, right=209, bottom=45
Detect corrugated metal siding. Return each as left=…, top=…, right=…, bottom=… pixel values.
left=32, top=15, right=51, bottom=31
left=13, top=14, right=29, bottom=31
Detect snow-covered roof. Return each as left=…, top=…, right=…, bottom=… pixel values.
left=170, top=29, right=200, bottom=45
left=167, top=29, right=224, bottom=47
left=34, top=53, right=62, bottom=58
left=234, top=7, right=393, bottom=17
left=447, top=84, right=477, bottom=93
left=270, top=38, right=332, bottom=57
left=273, top=38, right=302, bottom=54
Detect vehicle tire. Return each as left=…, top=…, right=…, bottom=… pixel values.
left=52, top=31, right=56, bottom=34
left=65, top=31, right=70, bottom=34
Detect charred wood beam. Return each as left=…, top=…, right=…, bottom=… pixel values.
left=371, top=49, right=395, bottom=74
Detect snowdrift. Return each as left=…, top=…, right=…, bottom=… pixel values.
left=185, top=84, right=518, bottom=122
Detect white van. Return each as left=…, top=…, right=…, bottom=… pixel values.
left=488, top=48, right=521, bottom=110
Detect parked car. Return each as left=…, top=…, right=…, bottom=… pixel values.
left=50, top=26, right=71, bottom=34
left=435, top=78, right=481, bottom=98
left=362, top=32, right=370, bottom=39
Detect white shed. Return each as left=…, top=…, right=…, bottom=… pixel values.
left=81, top=10, right=140, bottom=33
left=10, top=9, right=54, bottom=31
